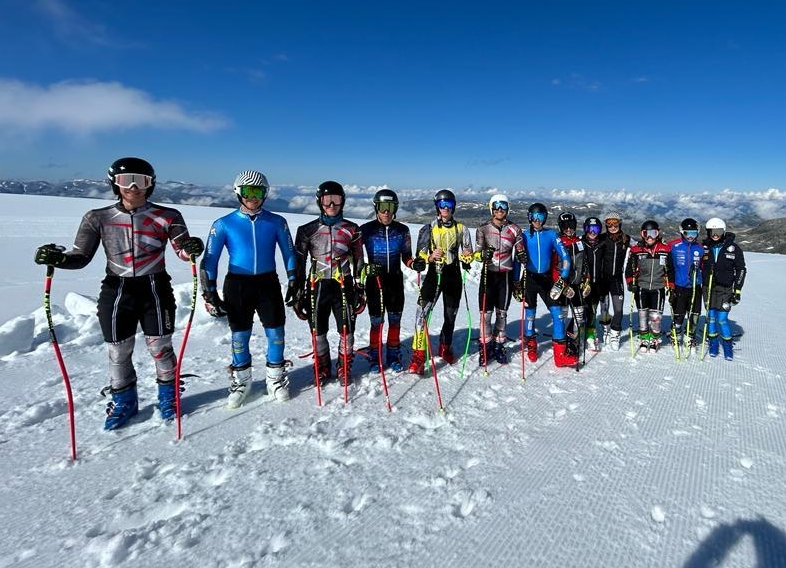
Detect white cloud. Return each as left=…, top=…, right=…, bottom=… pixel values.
left=0, top=78, right=228, bottom=134
left=33, top=0, right=114, bottom=47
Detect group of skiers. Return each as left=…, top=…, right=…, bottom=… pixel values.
left=33, top=157, right=748, bottom=431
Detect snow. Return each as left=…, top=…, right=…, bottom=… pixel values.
left=1, top=194, right=786, bottom=567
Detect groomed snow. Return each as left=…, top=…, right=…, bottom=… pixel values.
left=1, top=194, right=785, bottom=568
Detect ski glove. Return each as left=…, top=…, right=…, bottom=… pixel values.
left=366, top=263, right=382, bottom=278
left=284, top=281, right=300, bottom=307
left=202, top=290, right=227, bottom=318
left=461, top=261, right=472, bottom=272
left=563, top=285, right=576, bottom=299
left=515, top=249, right=527, bottom=265
left=549, top=277, right=566, bottom=300
left=477, top=246, right=495, bottom=262
left=180, top=236, right=205, bottom=257
left=512, top=280, right=525, bottom=302
left=580, top=280, right=591, bottom=298
left=34, top=244, right=66, bottom=266
left=627, top=281, right=637, bottom=293
left=732, top=289, right=741, bottom=305
left=353, top=285, right=366, bottom=315
left=411, top=258, right=427, bottom=272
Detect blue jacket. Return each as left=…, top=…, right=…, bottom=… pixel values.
left=202, top=209, right=296, bottom=282
left=668, top=237, right=704, bottom=287
left=523, top=227, right=570, bottom=278
left=360, top=220, right=413, bottom=274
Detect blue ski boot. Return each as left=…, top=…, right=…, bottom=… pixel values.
left=104, top=385, right=139, bottom=431
left=721, top=338, right=734, bottom=360
left=708, top=334, right=720, bottom=357
left=367, top=348, right=380, bottom=373
left=157, top=381, right=177, bottom=421
left=386, top=347, right=404, bottom=372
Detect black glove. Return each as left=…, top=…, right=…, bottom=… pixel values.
left=461, top=261, right=472, bottom=272
left=284, top=281, right=300, bottom=307
left=202, top=290, right=227, bottom=317
left=411, top=258, right=426, bottom=272
left=515, top=249, right=527, bottom=264
left=34, top=244, right=66, bottom=266
left=627, top=281, right=637, bottom=293
left=366, top=263, right=382, bottom=278
left=481, top=247, right=495, bottom=262
left=353, top=285, right=366, bottom=315
left=732, top=289, right=741, bottom=305
left=512, top=280, right=525, bottom=302
left=180, top=236, right=204, bottom=257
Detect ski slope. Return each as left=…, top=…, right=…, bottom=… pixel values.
left=1, top=194, right=785, bottom=568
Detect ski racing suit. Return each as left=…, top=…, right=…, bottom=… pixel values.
left=667, top=236, right=704, bottom=343
left=702, top=233, right=746, bottom=347
left=599, top=231, right=630, bottom=334
left=581, top=234, right=607, bottom=343
left=200, top=208, right=297, bottom=371
left=625, top=238, right=674, bottom=343
left=552, top=233, right=590, bottom=354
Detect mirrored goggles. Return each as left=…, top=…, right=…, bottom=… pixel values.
left=585, top=223, right=602, bottom=235
left=320, top=195, right=342, bottom=207
left=492, top=201, right=509, bottom=211
left=529, top=211, right=546, bottom=223
left=708, top=228, right=725, bottom=237
left=237, top=185, right=267, bottom=199
left=682, top=229, right=699, bottom=238
left=605, top=220, right=620, bottom=228
left=375, top=201, right=397, bottom=214
left=643, top=229, right=659, bottom=239
left=114, top=173, right=154, bottom=190
left=436, top=198, right=455, bottom=210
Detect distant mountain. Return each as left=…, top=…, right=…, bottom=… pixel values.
left=2, top=179, right=784, bottom=254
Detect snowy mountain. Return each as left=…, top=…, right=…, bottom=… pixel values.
left=1, top=193, right=785, bottom=567
left=2, top=178, right=786, bottom=253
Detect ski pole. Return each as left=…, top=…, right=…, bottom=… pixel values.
left=422, top=266, right=444, bottom=412
left=568, top=300, right=582, bottom=372
left=479, top=257, right=489, bottom=376
left=309, top=267, right=322, bottom=407
left=44, top=265, right=77, bottom=461
left=520, top=297, right=526, bottom=381
left=375, top=274, right=392, bottom=412
left=174, top=255, right=197, bottom=440
left=459, top=266, right=472, bottom=381
left=685, top=264, right=698, bottom=353
left=700, top=267, right=714, bottom=361
left=666, top=275, right=680, bottom=361
left=629, top=289, right=636, bottom=358
left=337, top=270, right=350, bottom=404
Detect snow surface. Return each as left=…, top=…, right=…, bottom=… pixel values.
left=1, top=194, right=785, bottom=568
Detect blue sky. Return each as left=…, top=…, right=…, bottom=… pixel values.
left=0, top=0, right=783, bottom=194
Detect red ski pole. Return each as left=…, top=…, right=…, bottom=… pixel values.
left=376, top=274, right=392, bottom=412
left=309, top=270, right=322, bottom=407
left=44, top=265, right=77, bottom=460
left=174, top=255, right=197, bottom=440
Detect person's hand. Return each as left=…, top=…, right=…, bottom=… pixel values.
left=353, top=285, right=366, bottom=314
left=627, top=281, right=637, bottom=293
left=411, top=258, right=426, bottom=272
left=580, top=280, right=591, bottom=298
left=512, top=280, right=525, bottom=302
left=366, top=263, right=382, bottom=278
left=180, top=236, right=204, bottom=257
left=202, top=290, right=227, bottom=317
left=481, top=247, right=495, bottom=262
left=515, top=249, right=527, bottom=264
left=34, top=244, right=66, bottom=266
left=284, top=281, right=300, bottom=307
left=549, top=277, right=566, bottom=300
left=732, top=289, right=741, bottom=305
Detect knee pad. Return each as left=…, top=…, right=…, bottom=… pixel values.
left=107, top=336, right=136, bottom=390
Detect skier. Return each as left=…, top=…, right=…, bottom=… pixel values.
left=667, top=218, right=704, bottom=353
left=625, top=220, right=674, bottom=351
left=521, top=202, right=576, bottom=368
left=200, top=170, right=297, bottom=408
left=474, top=194, right=527, bottom=365
left=701, top=218, right=746, bottom=360
left=360, top=189, right=415, bottom=373
left=581, top=216, right=607, bottom=351
left=553, top=212, right=591, bottom=360
left=33, top=157, right=204, bottom=430
left=407, top=190, right=474, bottom=375
left=291, top=181, right=365, bottom=385
left=599, top=210, right=631, bottom=350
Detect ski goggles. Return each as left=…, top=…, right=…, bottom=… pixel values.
left=491, top=200, right=509, bottom=211
left=708, top=228, right=725, bottom=237
left=375, top=201, right=397, bottom=214
left=682, top=229, right=699, bottom=238
left=320, top=195, right=342, bottom=207
left=585, top=222, right=602, bottom=235
left=529, top=211, right=546, bottom=223
left=605, top=220, right=620, bottom=228
left=643, top=229, right=659, bottom=239
left=114, top=173, right=154, bottom=190
left=436, top=198, right=455, bottom=210
left=237, top=185, right=267, bottom=199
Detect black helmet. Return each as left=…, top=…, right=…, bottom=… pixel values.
left=527, top=202, right=548, bottom=223
left=583, top=216, right=602, bottom=234
left=433, top=189, right=456, bottom=213
left=680, top=218, right=699, bottom=232
left=316, top=180, right=345, bottom=214
left=373, top=189, right=399, bottom=216
left=558, top=212, right=577, bottom=232
left=107, top=157, right=156, bottom=197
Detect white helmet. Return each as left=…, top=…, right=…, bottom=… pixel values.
left=488, top=193, right=510, bottom=215
left=705, top=217, right=726, bottom=237
left=233, top=170, right=269, bottom=198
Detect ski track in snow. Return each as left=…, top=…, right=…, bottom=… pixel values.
left=1, top=197, right=786, bottom=568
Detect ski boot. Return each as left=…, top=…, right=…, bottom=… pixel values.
left=721, top=338, right=734, bottom=361
left=586, top=328, right=600, bottom=352
left=266, top=362, right=290, bottom=402
left=708, top=334, right=720, bottom=357
left=438, top=342, right=456, bottom=364
left=608, top=329, right=621, bottom=351
left=408, top=349, right=426, bottom=375
left=526, top=336, right=538, bottom=362
left=336, top=353, right=353, bottom=386
left=638, top=332, right=653, bottom=352
left=479, top=341, right=492, bottom=367
left=104, top=384, right=139, bottom=430
left=494, top=341, right=508, bottom=364
left=227, top=365, right=252, bottom=409
left=367, top=348, right=380, bottom=373
left=157, top=381, right=177, bottom=421
left=553, top=339, right=578, bottom=368
left=386, top=346, right=404, bottom=372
